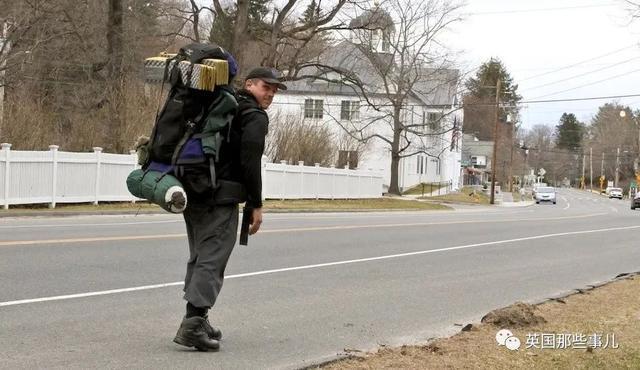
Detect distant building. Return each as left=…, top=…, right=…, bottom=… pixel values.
left=461, top=133, right=493, bottom=185
left=269, top=6, right=462, bottom=192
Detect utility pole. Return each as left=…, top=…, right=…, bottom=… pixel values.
left=0, top=21, right=8, bottom=132
left=509, top=122, right=514, bottom=192
left=581, top=154, right=586, bottom=189
left=589, top=147, right=593, bottom=191
left=615, top=147, right=620, bottom=187
left=600, top=151, right=605, bottom=192
left=490, top=79, right=501, bottom=205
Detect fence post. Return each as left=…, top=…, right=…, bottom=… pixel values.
left=49, top=145, right=59, bottom=208
left=344, top=165, right=349, bottom=199
left=261, top=155, right=268, bottom=203
left=356, top=167, right=361, bottom=198
left=1, top=143, right=10, bottom=209
left=315, top=163, right=320, bottom=200
left=93, top=147, right=103, bottom=205
left=129, top=150, right=137, bottom=203
left=280, top=160, right=287, bottom=200
left=368, top=169, right=373, bottom=198
left=298, top=161, right=304, bottom=199
left=330, top=165, right=336, bottom=200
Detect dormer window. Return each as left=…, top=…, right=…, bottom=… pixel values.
left=382, top=30, right=390, bottom=52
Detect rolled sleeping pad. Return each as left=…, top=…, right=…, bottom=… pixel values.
left=126, top=169, right=187, bottom=213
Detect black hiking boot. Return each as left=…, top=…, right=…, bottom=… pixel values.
left=173, top=316, right=220, bottom=351
left=202, top=314, right=222, bottom=341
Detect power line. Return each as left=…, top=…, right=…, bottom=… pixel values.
left=523, top=93, right=640, bottom=104
left=470, top=3, right=618, bottom=15
left=530, top=68, right=640, bottom=100
left=463, top=93, right=640, bottom=107
left=519, top=43, right=638, bottom=82
left=521, top=56, right=640, bottom=92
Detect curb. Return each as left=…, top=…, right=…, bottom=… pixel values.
left=496, top=201, right=535, bottom=208
left=302, top=270, right=640, bottom=369
left=0, top=206, right=454, bottom=218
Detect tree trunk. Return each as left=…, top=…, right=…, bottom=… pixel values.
left=107, top=0, right=123, bottom=80
left=232, top=0, right=249, bottom=72
left=106, top=0, right=125, bottom=151
left=388, top=111, right=402, bottom=195
left=388, top=151, right=401, bottom=195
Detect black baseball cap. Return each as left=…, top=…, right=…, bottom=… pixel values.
left=245, top=67, right=287, bottom=90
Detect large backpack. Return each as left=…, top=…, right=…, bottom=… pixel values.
left=146, top=43, right=238, bottom=173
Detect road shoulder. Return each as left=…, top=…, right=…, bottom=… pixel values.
left=319, top=273, right=640, bottom=369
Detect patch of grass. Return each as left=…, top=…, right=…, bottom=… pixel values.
left=1, top=198, right=452, bottom=214
left=0, top=201, right=160, bottom=213
left=402, top=183, right=448, bottom=196
left=322, top=276, right=640, bottom=369
left=512, top=191, right=521, bottom=202
left=422, top=186, right=490, bottom=205
left=263, top=198, right=451, bottom=211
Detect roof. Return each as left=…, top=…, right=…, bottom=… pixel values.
left=349, top=7, right=395, bottom=31
left=283, top=41, right=459, bottom=107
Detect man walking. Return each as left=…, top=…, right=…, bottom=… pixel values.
left=173, top=67, right=286, bottom=351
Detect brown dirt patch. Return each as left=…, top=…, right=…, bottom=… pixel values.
left=320, top=275, right=640, bottom=369
left=480, top=302, right=547, bottom=328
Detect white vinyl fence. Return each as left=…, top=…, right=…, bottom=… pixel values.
left=0, top=144, right=384, bottom=209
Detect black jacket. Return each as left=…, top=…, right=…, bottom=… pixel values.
left=179, top=90, right=268, bottom=208
left=216, top=89, right=268, bottom=208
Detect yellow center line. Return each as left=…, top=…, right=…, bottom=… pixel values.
left=0, top=212, right=610, bottom=247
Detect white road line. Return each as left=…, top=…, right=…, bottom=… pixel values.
left=561, top=196, right=570, bottom=210
left=0, top=220, right=182, bottom=229
left=2, top=223, right=639, bottom=307
left=0, top=209, right=524, bottom=229
left=0, top=212, right=609, bottom=247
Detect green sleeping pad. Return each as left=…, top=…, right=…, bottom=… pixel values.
left=126, top=169, right=187, bottom=213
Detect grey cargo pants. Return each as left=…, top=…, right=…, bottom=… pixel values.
left=182, top=202, right=239, bottom=308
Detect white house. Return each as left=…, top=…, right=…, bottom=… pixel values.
left=269, top=6, right=462, bottom=193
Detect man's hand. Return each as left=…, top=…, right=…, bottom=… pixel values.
left=249, top=207, right=263, bottom=235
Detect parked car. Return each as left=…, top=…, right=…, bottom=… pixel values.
left=631, top=191, right=640, bottom=210
left=535, top=186, right=556, bottom=204
left=531, top=183, right=547, bottom=198
left=608, top=187, right=623, bottom=199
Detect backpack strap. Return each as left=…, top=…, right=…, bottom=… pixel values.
left=238, top=107, right=264, bottom=117
left=170, top=105, right=211, bottom=168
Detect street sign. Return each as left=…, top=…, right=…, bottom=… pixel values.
left=538, top=168, right=546, bottom=176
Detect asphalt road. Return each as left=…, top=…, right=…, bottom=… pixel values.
left=1, top=189, right=638, bottom=369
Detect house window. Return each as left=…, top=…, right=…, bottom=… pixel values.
left=416, top=155, right=426, bottom=174
left=432, top=158, right=440, bottom=175
left=304, top=99, right=324, bottom=119
left=427, top=112, right=442, bottom=131
left=337, top=150, right=359, bottom=169
left=382, top=30, right=390, bottom=52
left=471, top=155, right=486, bottom=167
left=340, top=100, right=360, bottom=121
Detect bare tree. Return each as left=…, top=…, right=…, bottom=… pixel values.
left=286, top=0, right=462, bottom=194
left=1, top=0, right=181, bottom=151
left=265, top=111, right=337, bottom=166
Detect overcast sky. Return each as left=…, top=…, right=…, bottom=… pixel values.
left=447, top=0, right=640, bottom=130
